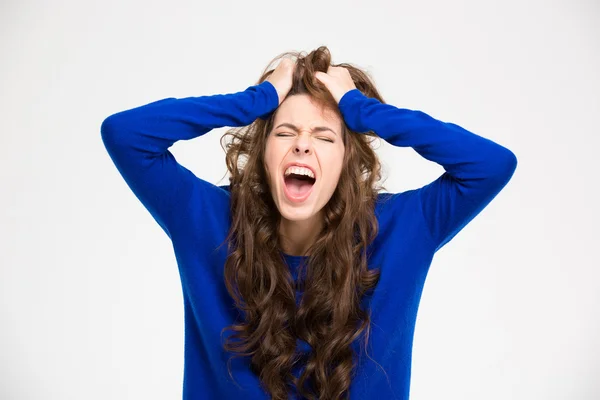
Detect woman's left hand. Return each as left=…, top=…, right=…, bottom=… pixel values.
left=315, top=66, right=357, bottom=104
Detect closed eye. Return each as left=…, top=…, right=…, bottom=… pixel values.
left=276, top=133, right=334, bottom=143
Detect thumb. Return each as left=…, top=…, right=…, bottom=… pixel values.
left=315, top=71, right=344, bottom=104
left=314, top=71, right=330, bottom=85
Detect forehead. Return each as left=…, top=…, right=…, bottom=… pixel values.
left=273, top=94, right=341, bottom=129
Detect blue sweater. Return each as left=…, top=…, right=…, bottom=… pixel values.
left=101, top=80, right=517, bottom=399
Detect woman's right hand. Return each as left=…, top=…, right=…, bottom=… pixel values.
left=266, top=57, right=295, bottom=105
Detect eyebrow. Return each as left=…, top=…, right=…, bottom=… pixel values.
left=274, top=123, right=338, bottom=136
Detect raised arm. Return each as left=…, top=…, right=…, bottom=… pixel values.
left=338, top=88, right=517, bottom=252
left=100, top=80, right=280, bottom=237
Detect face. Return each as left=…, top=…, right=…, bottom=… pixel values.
left=264, top=94, right=345, bottom=223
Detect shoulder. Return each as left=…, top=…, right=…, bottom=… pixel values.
left=171, top=182, right=231, bottom=245
left=372, top=188, right=438, bottom=254
left=374, top=188, right=429, bottom=236
left=179, top=182, right=231, bottom=226
left=375, top=189, right=420, bottom=216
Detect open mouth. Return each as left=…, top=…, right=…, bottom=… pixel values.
left=283, top=171, right=316, bottom=200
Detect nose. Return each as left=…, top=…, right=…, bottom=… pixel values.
left=293, top=134, right=313, bottom=155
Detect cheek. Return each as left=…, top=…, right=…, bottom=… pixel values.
left=318, top=147, right=345, bottom=186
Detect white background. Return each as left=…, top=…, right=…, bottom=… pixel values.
left=1, top=0, right=598, bottom=399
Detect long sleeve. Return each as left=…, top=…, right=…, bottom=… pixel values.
left=338, top=89, right=517, bottom=252
left=100, top=80, right=280, bottom=238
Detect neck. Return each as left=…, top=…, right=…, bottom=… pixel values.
left=279, top=213, right=323, bottom=257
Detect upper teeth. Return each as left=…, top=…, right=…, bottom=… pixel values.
left=284, top=166, right=315, bottom=179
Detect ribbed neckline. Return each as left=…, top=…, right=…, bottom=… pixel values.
left=282, top=253, right=307, bottom=267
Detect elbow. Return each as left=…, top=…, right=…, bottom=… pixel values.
left=100, top=115, right=116, bottom=137
left=100, top=113, right=132, bottom=151
left=100, top=107, right=136, bottom=142
left=490, top=146, right=518, bottom=187
left=501, top=147, right=518, bottom=176
left=100, top=115, right=119, bottom=147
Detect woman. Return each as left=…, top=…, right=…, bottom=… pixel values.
left=101, top=46, right=517, bottom=400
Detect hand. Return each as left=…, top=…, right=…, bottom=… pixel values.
left=314, top=66, right=357, bottom=104
left=266, top=58, right=295, bottom=105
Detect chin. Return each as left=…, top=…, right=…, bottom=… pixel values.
left=278, top=203, right=319, bottom=222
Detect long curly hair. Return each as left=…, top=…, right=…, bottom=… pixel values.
left=219, top=46, right=386, bottom=400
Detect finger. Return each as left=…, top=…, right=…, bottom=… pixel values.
left=314, top=71, right=328, bottom=82
left=329, top=66, right=346, bottom=77
left=274, top=57, right=294, bottom=72
left=281, top=57, right=295, bottom=67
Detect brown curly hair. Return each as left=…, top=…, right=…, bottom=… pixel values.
left=219, top=46, right=387, bottom=399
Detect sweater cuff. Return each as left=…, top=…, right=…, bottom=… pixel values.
left=256, top=80, right=280, bottom=120
left=338, top=88, right=370, bottom=133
